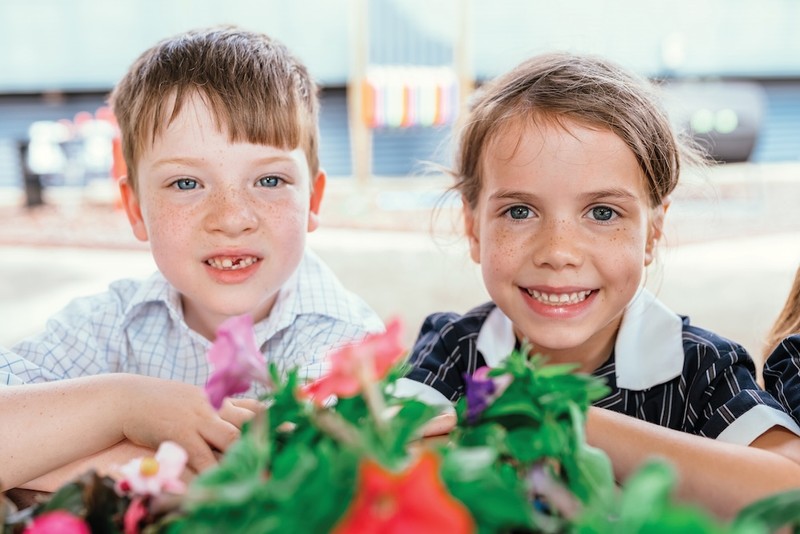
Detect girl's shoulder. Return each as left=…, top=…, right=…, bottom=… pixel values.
left=680, top=319, right=750, bottom=358
left=419, top=302, right=497, bottom=334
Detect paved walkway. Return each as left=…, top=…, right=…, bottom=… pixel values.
left=2, top=163, right=800, bottom=368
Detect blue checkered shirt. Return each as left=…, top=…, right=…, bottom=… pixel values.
left=0, top=249, right=384, bottom=396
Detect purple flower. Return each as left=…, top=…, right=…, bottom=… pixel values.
left=204, top=314, right=268, bottom=409
left=464, top=367, right=511, bottom=423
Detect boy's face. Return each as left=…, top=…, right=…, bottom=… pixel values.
left=120, top=95, right=324, bottom=339
left=464, top=119, right=664, bottom=372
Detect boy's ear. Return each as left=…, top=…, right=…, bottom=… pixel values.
left=119, top=176, right=149, bottom=242
left=463, top=197, right=481, bottom=264
left=644, top=196, right=670, bottom=266
left=307, top=170, right=326, bottom=233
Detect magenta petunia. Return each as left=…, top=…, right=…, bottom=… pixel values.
left=204, top=314, right=268, bottom=409
left=23, top=510, right=90, bottom=534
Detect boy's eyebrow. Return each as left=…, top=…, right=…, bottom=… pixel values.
left=151, top=154, right=299, bottom=169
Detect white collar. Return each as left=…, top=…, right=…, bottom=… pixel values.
left=475, top=288, right=684, bottom=390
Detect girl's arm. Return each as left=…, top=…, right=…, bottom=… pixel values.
left=586, top=406, right=800, bottom=519
left=0, top=374, right=258, bottom=490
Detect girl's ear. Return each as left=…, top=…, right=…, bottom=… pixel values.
left=119, top=176, right=149, bottom=242
left=463, top=197, right=481, bottom=264
left=307, top=170, right=326, bottom=233
left=644, top=196, right=671, bottom=266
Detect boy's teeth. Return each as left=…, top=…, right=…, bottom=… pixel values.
left=206, top=256, right=258, bottom=270
left=527, top=289, right=591, bottom=305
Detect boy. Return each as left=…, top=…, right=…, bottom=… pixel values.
left=0, top=26, right=383, bottom=491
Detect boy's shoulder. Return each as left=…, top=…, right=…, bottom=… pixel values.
left=291, top=250, right=382, bottom=331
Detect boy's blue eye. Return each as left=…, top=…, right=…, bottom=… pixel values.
left=258, top=176, right=281, bottom=187
left=508, top=206, right=531, bottom=220
left=590, top=206, right=616, bottom=221
left=174, top=178, right=197, bottom=190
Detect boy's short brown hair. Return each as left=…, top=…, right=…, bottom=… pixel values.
left=110, top=25, right=320, bottom=192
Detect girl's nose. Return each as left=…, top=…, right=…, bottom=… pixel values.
left=531, top=219, right=583, bottom=270
left=203, top=186, right=259, bottom=236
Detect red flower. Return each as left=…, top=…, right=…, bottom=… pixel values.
left=23, top=511, right=90, bottom=534
left=303, top=318, right=405, bottom=405
left=332, top=451, right=475, bottom=534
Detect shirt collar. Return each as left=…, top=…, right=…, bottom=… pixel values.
left=122, top=271, right=183, bottom=325
left=476, top=288, right=684, bottom=390
left=121, top=249, right=368, bottom=347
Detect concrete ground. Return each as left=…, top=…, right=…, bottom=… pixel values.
left=2, top=162, right=800, bottom=371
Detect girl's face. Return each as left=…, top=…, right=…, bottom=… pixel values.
left=464, top=118, right=665, bottom=372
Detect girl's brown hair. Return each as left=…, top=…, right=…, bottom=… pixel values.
left=109, top=25, right=320, bottom=192
left=764, top=267, right=800, bottom=358
left=452, top=52, right=703, bottom=209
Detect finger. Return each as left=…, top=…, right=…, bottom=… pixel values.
left=199, top=419, right=241, bottom=453
left=218, top=402, right=259, bottom=429
left=421, top=412, right=457, bottom=437
left=182, top=437, right=219, bottom=473
left=228, top=397, right=266, bottom=413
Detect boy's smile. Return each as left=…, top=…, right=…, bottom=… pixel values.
left=119, top=94, right=324, bottom=340
left=464, top=117, right=664, bottom=372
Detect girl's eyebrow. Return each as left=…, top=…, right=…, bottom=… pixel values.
left=489, top=187, right=641, bottom=203
left=489, top=189, right=539, bottom=203
left=579, top=188, right=641, bottom=203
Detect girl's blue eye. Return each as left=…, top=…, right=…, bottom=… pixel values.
left=508, top=206, right=531, bottom=220
left=174, top=178, right=197, bottom=190
left=258, top=176, right=281, bottom=188
left=590, top=206, right=616, bottom=221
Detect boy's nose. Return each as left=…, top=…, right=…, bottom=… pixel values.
left=530, top=219, right=583, bottom=269
left=204, top=187, right=259, bottom=236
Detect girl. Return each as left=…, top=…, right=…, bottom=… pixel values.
left=763, top=266, right=800, bottom=425
left=398, top=52, right=800, bottom=518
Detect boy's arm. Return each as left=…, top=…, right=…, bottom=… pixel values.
left=0, top=374, right=257, bottom=490
left=586, top=407, right=800, bottom=520
left=19, top=440, right=157, bottom=492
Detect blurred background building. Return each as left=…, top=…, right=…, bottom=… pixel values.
left=0, top=0, right=799, bottom=194
left=1, top=0, right=799, bottom=363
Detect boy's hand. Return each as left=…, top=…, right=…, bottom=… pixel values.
left=218, top=397, right=265, bottom=428
left=117, top=375, right=256, bottom=473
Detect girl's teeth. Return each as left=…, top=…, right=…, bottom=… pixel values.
left=528, top=289, right=591, bottom=305
left=206, top=257, right=258, bottom=270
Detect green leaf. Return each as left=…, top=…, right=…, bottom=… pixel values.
left=733, top=488, right=800, bottom=532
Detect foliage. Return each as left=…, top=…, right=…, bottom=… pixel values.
left=4, top=325, right=800, bottom=533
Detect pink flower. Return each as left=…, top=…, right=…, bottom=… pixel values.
left=303, top=318, right=405, bottom=406
left=115, top=441, right=188, bottom=497
left=205, top=314, right=268, bottom=409
left=123, top=497, right=148, bottom=534
left=23, top=511, right=90, bottom=534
